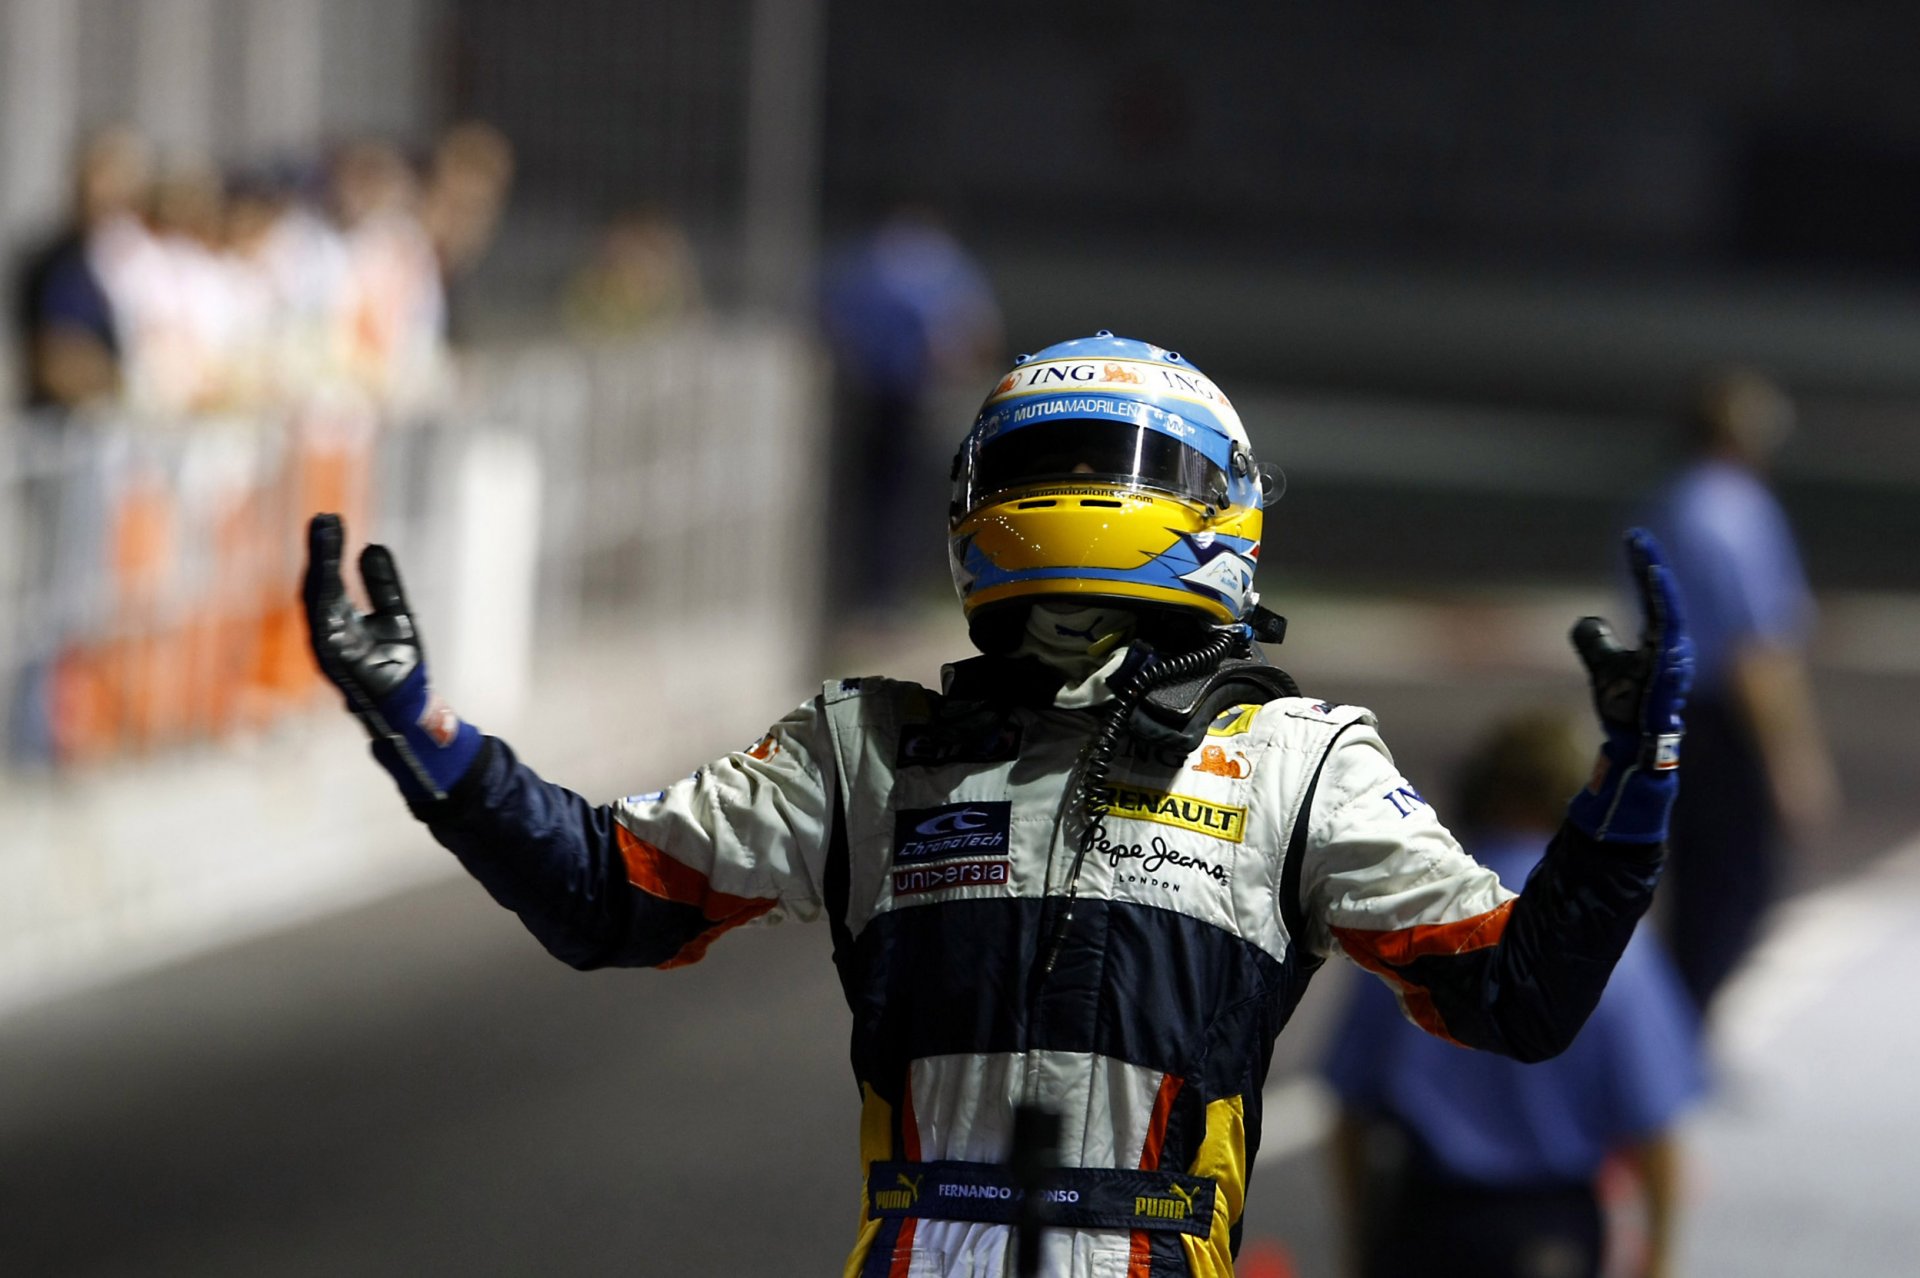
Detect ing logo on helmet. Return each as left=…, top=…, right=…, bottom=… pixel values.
left=1191, top=745, right=1251, bottom=779
left=988, top=359, right=1240, bottom=426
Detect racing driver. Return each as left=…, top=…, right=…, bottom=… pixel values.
left=304, top=332, right=1691, bottom=1277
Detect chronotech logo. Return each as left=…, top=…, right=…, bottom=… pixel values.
left=892, top=801, right=1013, bottom=865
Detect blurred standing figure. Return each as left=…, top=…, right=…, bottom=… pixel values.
left=1643, top=370, right=1839, bottom=1013
left=1323, top=711, right=1705, bottom=1278
left=819, top=206, right=1001, bottom=623
left=119, top=162, right=236, bottom=416
left=421, top=121, right=515, bottom=342
left=563, top=207, right=704, bottom=336
left=331, top=140, right=448, bottom=411
left=15, top=128, right=150, bottom=410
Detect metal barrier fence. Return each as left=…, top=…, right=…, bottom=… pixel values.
left=0, top=320, right=827, bottom=773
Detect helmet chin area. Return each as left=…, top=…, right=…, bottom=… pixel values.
left=950, top=485, right=1262, bottom=626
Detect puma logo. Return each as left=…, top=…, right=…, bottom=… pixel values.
left=1053, top=620, right=1100, bottom=642
left=874, top=1172, right=923, bottom=1211
left=1134, top=1182, right=1196, bottom=1221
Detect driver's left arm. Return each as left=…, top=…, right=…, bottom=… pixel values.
left=1299, top=727, right=1660, bottom=1063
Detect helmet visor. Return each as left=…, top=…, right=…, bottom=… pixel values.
left=960, top=420, right=1230, bottom=516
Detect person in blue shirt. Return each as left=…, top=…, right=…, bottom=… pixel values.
left=817, top=204, right=1002, bottom=624
left=1322, top=710, right=1705, bottom=1278
left=14, top=128, right=148, bottom=410
left=1642, top=370, right=1839, bottom=1013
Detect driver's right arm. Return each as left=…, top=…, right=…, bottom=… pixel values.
left=416, top=699, right=837, bottom=971
left=303, top=511, right=837, bottom=971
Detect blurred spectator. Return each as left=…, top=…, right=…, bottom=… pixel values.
left=14, top=127, right=150, bottom=410
left=818, top=204, right=1001, bottom=621
left=331, top=139, right=449, bottom=411
left=109, top=160, right=237, bottom=415
left=249, top=164, right=353, bottom=399
left=422, top=121, right=515, bottom=340
left=1322, top=709, right=1704, bottom=1278
left=422, top=121, right=515, bottom=276
left=564, top=206, right=704, bottom=335
left=217, top=173, right=298, bottom=411
left=1642, top=369, right=1840, bottom=1014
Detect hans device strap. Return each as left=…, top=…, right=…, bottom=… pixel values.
left=1129, top=654, right=1300, bottom=754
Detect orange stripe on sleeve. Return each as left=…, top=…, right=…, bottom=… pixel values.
left=1331, top=898, right=1513, bottom=968
left=614, top=824, right=779, bottom=969
left=1332, top=900, right=1515, bottom=1046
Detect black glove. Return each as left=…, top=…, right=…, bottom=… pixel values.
left=1565, top=529, right=1694, bottom=843
left=303, top=513, right=480, bottom=802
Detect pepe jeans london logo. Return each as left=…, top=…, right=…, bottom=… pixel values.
left=1091, top=785, right=1244, bottom=894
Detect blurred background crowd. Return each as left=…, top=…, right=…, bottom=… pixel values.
left=4, top=2, right=1920, bottom=1276
left=7, top=115, right=513, bottom=765
left=20, top=121, right=511, bottom=418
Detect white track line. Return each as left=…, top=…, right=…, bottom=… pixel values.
left=1707, top=827, right=1920, bottom=1064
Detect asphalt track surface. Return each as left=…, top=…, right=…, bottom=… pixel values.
left=4, top=660, right=1915, bottom=1277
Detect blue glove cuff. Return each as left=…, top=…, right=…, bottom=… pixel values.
left=366, top=666, right=482, bottom=803
left=1565, top=734, right=1679, bottom=844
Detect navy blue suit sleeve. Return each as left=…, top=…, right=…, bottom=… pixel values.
left=408, top=737, right=725, bottom=970
left=1314, top=723, right=1665, bottom=1063
left=1416, top=827, right=1662, bottom=1063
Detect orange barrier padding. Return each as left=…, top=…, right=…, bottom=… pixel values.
left=39, top=410, right=378, bottom=768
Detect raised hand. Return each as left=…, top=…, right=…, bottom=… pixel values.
left=303, top=513, right=479, bottom=802
left=1571, top=529, right=1692, bottom=769
left=305, top=512, right=423, bottom=708
left=1566, top=530, right=1694, bottom=843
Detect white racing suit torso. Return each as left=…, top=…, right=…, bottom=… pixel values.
left=422, top=659, right=1661, bottom=1278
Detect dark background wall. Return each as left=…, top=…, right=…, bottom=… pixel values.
left=446, top=0, right=1920, bottom=589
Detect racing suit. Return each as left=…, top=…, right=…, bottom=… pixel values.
left=412, top=651, right=1661, bottom=1278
